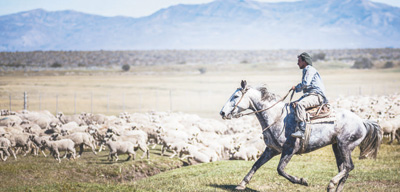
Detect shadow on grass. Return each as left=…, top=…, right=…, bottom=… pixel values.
left=209, top=184, right=258, bottom=192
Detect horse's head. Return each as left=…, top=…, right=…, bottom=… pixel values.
left=220, top=80, right=253, bottom=120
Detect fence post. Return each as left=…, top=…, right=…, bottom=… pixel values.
left=56, top=94, right=58, bottom=114
left=169, top=90, right=172, bottom=112
left=24, top=91, right=28, bottom=110
left=107, top=94, right=109, bottom=114
left=139, top=93, right=142, bottom=112
left=123, top=93, right=126, bottom=112
left=74, top=93, right=77, bottom=115
left=9, top=94, right=11, bottom=111
left=155, top=90, right=158, bottom=110
left=91, top=92, right=93, bottom=114
left=39, top=93, right=41, bottom=111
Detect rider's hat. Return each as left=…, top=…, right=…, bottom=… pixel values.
left=298, top=52, right=312, bottom=66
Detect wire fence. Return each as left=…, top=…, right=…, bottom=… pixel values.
left=1, top=84, right=398, bottom=119
left=0, top=89, right=226, bottom=118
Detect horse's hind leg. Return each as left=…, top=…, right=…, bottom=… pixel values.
left=327, top=143, right=355, bottom=192
left=236, top=147, right=279, bottom=190
left=332, top=143, right=348, bottom=192
left=277, top=146, right=309, bottom=186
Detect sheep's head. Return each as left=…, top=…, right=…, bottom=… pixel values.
left=56, top=112, right=64, bottom=118
left=60, top=129, right=69, bottom=136
left=28, top=135, right=36, bottom=140
left=41, top=140, right=48, bottom=146
left=50, top=134, right=59, bottom=140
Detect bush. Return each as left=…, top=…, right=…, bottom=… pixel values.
left=198, top=67, right=207, bottom=74
left=122, top=64, right=130, bottom=72
left=383, top=61, right=394, bottom=68
left=352, top=57, right=373, bottom=69
left=51, top=62, right=62, bottom=68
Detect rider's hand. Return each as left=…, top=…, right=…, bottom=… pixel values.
left=291, top=86, right=295, bottom=90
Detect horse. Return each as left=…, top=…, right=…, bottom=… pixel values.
left=219, top=80, right=382, bottom=192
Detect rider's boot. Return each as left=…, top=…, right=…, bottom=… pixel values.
left=291, top=121, right=306, bottom=139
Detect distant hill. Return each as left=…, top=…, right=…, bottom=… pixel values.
left=0, top=0, right=399, bottom=51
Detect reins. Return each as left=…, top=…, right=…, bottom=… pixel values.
left=233, top=87, right=295, bottom=118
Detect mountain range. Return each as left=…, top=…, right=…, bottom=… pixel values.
left=0, top=0, right=399, bottom=51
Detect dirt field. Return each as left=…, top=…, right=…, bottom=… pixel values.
left=1, top=62, right=399, bottom=119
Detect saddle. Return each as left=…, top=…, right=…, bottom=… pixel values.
left=306, top=103, right=332, bottom=121
left=292, top=102, right=332, bottom=121
left=292, top=103, right=333, bottom=154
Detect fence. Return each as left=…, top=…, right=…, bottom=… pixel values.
left=0, top=89, right=227, bottom=119
left=1, top=84, right=398, bottom=119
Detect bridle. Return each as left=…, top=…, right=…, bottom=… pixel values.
left=230, top=87, right=295, bottom=133
left=231, top=87, right=295, bottom=119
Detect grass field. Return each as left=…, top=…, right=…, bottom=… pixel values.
left=0, top=139, right=399, bottom=192
left=1, top=61, right=400, bottom=191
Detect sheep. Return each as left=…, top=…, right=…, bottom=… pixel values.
left=22, top=123, right=42, bottom=135
left=0, top=115, right=22, bottom=127
left=56, top=112, right=86, bottom=126
left=229, top=144, right=261, bottom=161
left=28, top=135, right=50, bottom=157
left=41, top=139, right=76, bottom=163
left=1, top=132, right=32, bottom=156
left=51, top=132, right=97, bottom=157
left=180, top=144, right=218, bottom=165
left=19, top=111, right=57, bottom=129
left=380, top=118, right=400, bottom=144
left=0, top=137, right=17, bottom=161
left=104, top=139, right=136, bottom=161
left=107, top=133, right=149, bottom=159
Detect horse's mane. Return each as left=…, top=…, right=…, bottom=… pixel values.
left=256, top=86, right=279, bottom=102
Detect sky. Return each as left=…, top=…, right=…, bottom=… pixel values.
left=0, top=0, right=399, bottom=18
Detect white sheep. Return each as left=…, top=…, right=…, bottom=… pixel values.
left=1, top=132, right=31, bottom=156
left=41, top=139, right=76, bottom=163
left=105, top=139, right=136, bottom=161
left=28, top=135, right=50, bottom=157
left=380, top=118, right=400, bottom=144
left=180, top=144, right=218, bottom=165
left=51, top=132, right=97, bottom=157
left=0, top=137, right=17, bottom=161
left=107, top=133, right=149, bottom=159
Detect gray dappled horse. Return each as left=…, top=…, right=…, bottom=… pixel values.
left=220, top=80, right=382, bottom=192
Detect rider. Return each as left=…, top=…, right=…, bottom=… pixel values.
left=291, top=52, right=327, bottom=138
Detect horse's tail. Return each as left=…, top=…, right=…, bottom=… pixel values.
left=359, top=120, right=382, bottom=160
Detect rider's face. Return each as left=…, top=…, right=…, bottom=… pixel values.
left=297, top=57, right=307, bottom=69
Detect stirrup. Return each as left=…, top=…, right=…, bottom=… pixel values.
left=291, top=130, right=304, bottom=138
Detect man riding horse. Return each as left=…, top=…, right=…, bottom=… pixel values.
left=291, top=52, right=327, bottom=139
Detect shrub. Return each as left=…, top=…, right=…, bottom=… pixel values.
left=122, top=64, right=130, bottom=72
left=383, top=61, right=394, bottom=69
left=198, top=67, right=207, bottom=74
left=352, top=57, right=373, bottom=69
left=51, top=62, right=62, bottom=68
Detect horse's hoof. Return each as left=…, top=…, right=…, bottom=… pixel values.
left=235, top=185, right=246, bottom=190
left=327, top=182, right=335, bottom=192
left=300, top=178, right=309, bottom=186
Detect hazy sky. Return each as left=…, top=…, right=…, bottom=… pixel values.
left=0, top=0, right=399, bottom=18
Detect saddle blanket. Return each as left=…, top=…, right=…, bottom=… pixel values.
left=308, top=109, right=336, bottom=124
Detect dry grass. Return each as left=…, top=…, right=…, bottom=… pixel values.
left=1, top=62, right=399, bottom=119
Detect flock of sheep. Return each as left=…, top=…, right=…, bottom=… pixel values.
left=0, top=93, right=399, bottom=164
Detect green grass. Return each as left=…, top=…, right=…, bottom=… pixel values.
left=0, top=139, right=399, bottom=192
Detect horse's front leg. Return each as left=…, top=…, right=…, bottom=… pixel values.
left=236, top=147, right=279, bottom=190
left=277, top=142, right=309, bottom=186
